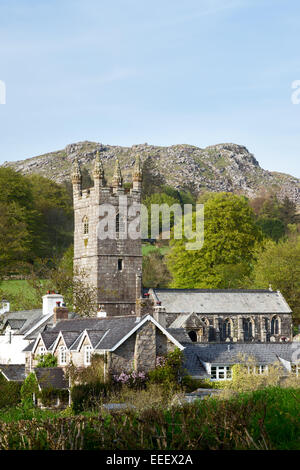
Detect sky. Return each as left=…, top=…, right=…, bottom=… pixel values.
left=1, top=0, right=300, bottom=176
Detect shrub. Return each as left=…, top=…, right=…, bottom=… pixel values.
left=35, top=353, right=57, bottom=368
left=71, top=382, right=115, bottom=413
left=0, top=374, right=22, bottom=409
left=38, top=387, right=69, bottom=408
left=20, top=373, right=39, bottom=406
left=112, top=370, right=147, bottom=389
left=148, top=348, right=184, bottom=387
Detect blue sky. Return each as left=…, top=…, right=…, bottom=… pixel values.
left=0, top=0, right=300, bottom=176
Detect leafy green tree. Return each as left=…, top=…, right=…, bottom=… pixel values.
left=20, top=372, right=39, bottom=405
left=168, top=193, right=263, bottom=288
left=250, top=236, right=300, bottom=323
left=256, top=217, right=286, bottom=242
left=142, top=249, right=172, bottom=288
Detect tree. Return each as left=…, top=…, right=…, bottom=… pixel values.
left=167, top=193, right=263, bottom=288
left=142, top=249, right=172, bottom=288
left=250, top=236, right=300, bottom=324
left=28, top=249, right=98, bottom=317
left=0, top=202, right=33, bottom=274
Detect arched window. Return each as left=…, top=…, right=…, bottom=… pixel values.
left=188, top=330, right=197, bottom=342
left=83, top=216, right=89, bottom=235
left=59, top=346, right=67, bottom=365
left=243, top=318, right=254, bottom=340
left=223, top=319, right=231, bottom=339
left=271, top=316, right=280, bottom=335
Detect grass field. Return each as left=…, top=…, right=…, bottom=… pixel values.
left=0, top=280, right=42, bottom=311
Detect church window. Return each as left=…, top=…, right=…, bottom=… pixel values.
left=271, top=316, right=280, bottom=335
left=223, top=319, right=231, bottom=339
left=83, top=216, right=89, bottom=235
left=188, top=330, right=197, bottom=342
left=84, top=345, right=92, bottom=366
left=59, top=346, right=67, bottom=365
left=116, top=212, right=120, bottom=233
left=118, top=259, right=123, bottom=271
left=243, top=318, right=254, bottom=340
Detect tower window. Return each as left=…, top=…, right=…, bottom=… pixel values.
left=118, top=259, right=123, bottom=271
left=83, top=216, right=89, bottom=235
left=116, top=212, right=120, bottom=233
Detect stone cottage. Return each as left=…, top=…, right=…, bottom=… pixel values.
left=24, top=311, right=185, bottom=379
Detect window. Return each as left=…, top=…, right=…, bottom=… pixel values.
left=39, top=346, right=46, bottom=356
left=59, top=346, right=67, bottom=365
left=244, top=318, right=253, bottom=340
left=188, top=330, right=197, bottom=342
left=84, top=345, right=92, bottom=366
left=118, top=259, right=123, bottom=271
left=211, top=365, right=232, bottom=380
left=271, top=316, right=280, bottom=335
left=248, top=365, right=268, bottom=375
left=83, top=216, right=89, bottom=235
left=223, top=319, right=231, bottom=339
left=116, top=212, right=120, bottom=233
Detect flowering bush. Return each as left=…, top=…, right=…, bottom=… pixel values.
left=113, top=370, right=147, bottom=388
left=156, top=356, right=167, bottom=368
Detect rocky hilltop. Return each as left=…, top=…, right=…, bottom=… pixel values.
left=2, top=141, right=300, bottom=203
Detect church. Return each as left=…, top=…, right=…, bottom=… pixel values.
left=0, top=152, right=299, bottom=385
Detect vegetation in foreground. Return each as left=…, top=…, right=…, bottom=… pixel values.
left=0, top=387, right=298, bottom=450
left=0, top=350, right=299, bottom=450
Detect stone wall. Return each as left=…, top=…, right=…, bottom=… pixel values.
left=134, top=321, right=156, bottom=371
left=164, top=312, right=293, bottom=342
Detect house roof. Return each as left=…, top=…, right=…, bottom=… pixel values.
left=25, top=315, right=184, bottom=354
left=34, top=367, right=69, bottom=390
left=150, top=288, right=292, bottom=314
left=183, top=342, right=296, bottom=366
left=52, top=316, right=143, bottom=350
left=0, top=308, right=78, bottom=341
left=0, top=364, right=25, bottom=382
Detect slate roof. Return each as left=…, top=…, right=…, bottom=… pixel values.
left=52, top=316, right=142, bottom=350
left=0, top=364, right=25, bottom=382
left=167, top=328, right=192, bottom=344
left=24, top=315, right=183, bottom=354
left=1, top=309, right=44, bottom=335
left=183, top=342, right=297, bottom=365
left=34, top=367, right=69, bottom=390
left=150, top=288, right=292, bottom=314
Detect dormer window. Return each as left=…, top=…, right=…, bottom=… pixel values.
left=39, top=346, right=46, bottom=356
left=84, top=345, right=92, bottom=366
left=83, top=216, right=89, bottom=235
left=59, top=345, right=67, bottom=365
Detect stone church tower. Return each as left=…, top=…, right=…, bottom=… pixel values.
left=72, top=153, right=143, bottom=316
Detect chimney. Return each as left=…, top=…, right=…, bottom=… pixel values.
left=153, top=305, right=166, bottom=328
left=42, top=293, right=64, bottom=316
left=0, top=299, right=10, bottom=315
left=53, top=302, right=69, bottom=324
left=97, top=304, right=107, bottom=318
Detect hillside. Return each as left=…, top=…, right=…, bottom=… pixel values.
left=2, top=141, right=300, bottom=203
